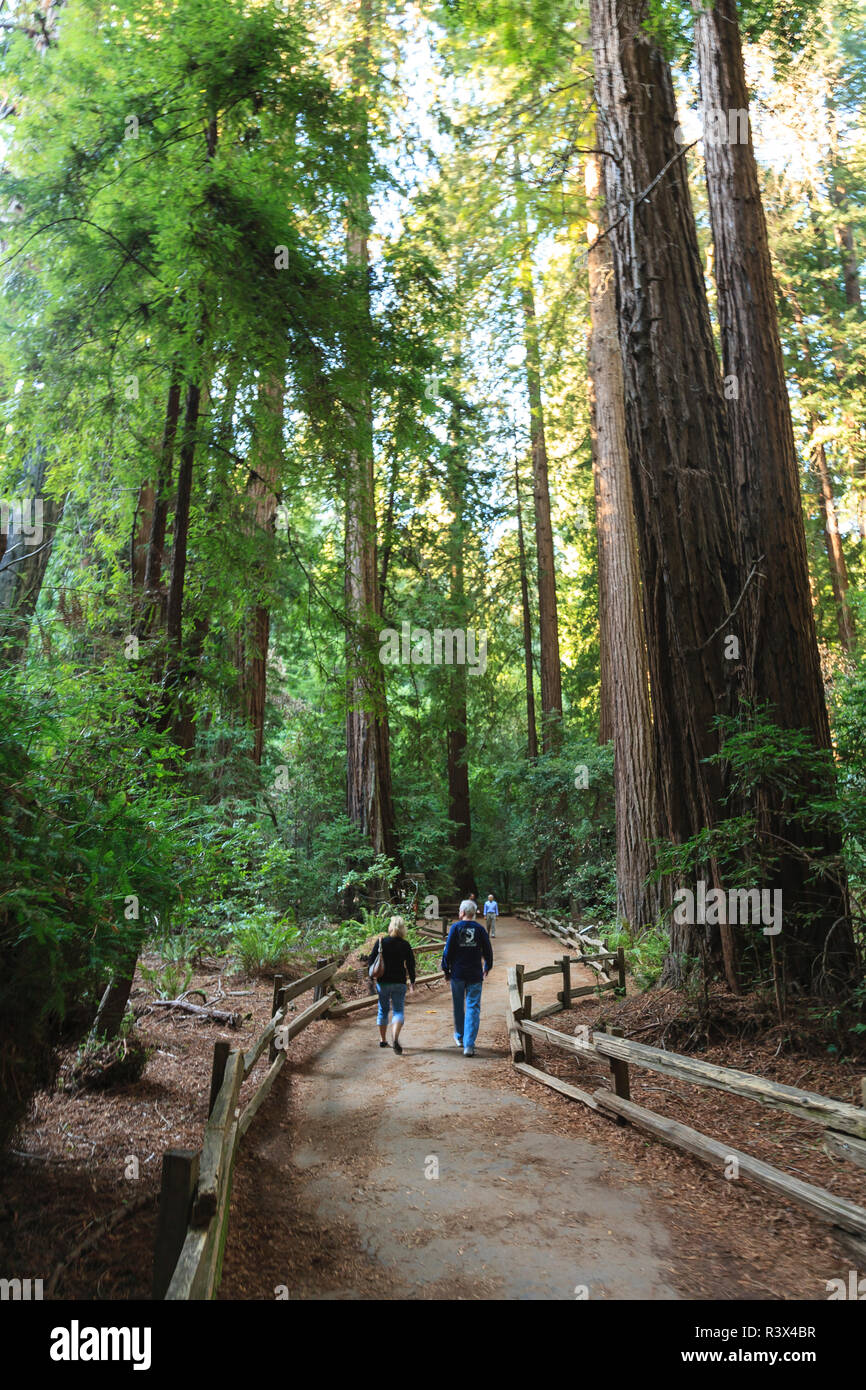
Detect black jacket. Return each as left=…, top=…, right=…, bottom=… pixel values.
left=368, top=934, right=416, bottom=985
left=441, top=919, right=493, bottom=982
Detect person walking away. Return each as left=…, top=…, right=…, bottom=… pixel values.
left=441, top=900, right=493, bottom=1058
left=367, top=917, right=416, bottom=1055
left=483, top=893, right=498, bottom=938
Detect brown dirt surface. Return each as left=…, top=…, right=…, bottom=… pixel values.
left=0, top=948, right=327, bottom=1299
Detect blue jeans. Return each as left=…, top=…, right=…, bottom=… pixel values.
left=451, top=979, right=483, bottom=1050
left=376, top=982, right=406, bottom=1026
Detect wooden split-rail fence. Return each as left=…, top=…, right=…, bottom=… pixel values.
left=151, top=938, right=449, bottom=1299
left=504, top=929, right=866, bottom=1252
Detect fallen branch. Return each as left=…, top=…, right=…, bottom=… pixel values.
left=148, top=1000, right=242, bottom=1026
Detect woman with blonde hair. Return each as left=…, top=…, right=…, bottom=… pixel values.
left=367, top=916, right=416, bottom=1054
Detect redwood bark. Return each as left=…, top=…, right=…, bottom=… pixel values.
left=138, top=379, right=181, bottom=636
left=0, top=442, right=64, bottom=664
left=784, top=286, right=854, bottom=651
left=236, top=377, right=282, bottom=764
left=164, top=383, right=200, bottom=651
left=514, top=167, right=565, bottom=904
left=694, top=0, right=853, bottom=991
left=131, top=483, right=153, bottom=590
left=590, top=0, right=742, bottom=987
left=443, top=406, right=472, bottom=890
left=343, top=0, right=398, bottom=864
left=514, top=161, right=564, bottom=755
left=514, top=458, right=539, bottom=761
left=586, top=148, right=664, bottom=933
left=344, top=220, right=398, bottom=861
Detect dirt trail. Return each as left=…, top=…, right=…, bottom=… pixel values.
left=220, top=917, right=684, bottom=1300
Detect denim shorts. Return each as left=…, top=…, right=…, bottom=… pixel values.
left=376, top=982, right=407, bottom=1025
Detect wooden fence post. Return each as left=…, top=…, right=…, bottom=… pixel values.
left=152, top=1148, right=200, bottom=1300
left=608, top=1024, right=630, bottom=1124
left=523, top=994, right=534, bottom=1065
left=616, top=946, right=626, bottom=992
left=558, top=955, right=571, bottom=1007
left=208, top=1041, right=231, bottom=1117
left=271, top=974, right=284, bottom=1020
left=515, top=963, right=525, bottom=1005
left=270, top=986, right=289, bottom=1063
left=313, top=959, right=327, bottom=1002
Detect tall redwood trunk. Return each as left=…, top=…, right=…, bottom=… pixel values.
left=694, top=0, right=853, bottom=991
left=515, top=192, right=563, bottom=756
left=236, top=376, right=282, bottom=764
left=343, top=11, right=397, bottom=862
left=514, top=165, right=564, bottom=903
left=443, top=396, right=472, bottom=892
left=826, top=91, right=866, bottom=538
left=138, top=380, right=181, bottom=637
left=131, top=483, right=153, bottom=591
left=514, top=458, right=539, bottom=761
left=0, top=443, right=64, bottom=663
left=586, top=148, right=664, bottom=934
left=783, top=285, right=854, bottom=651
left=590, top=0, right=741, bottom=987
left=164, top=383, right=200, bottom=652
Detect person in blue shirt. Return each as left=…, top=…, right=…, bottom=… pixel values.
left=441, top=900, right=493, bottom=1058
left=483, top=894, right=498, bottom=937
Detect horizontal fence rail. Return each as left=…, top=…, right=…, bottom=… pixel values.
left=153, top=957, right=341, bottom=1300
left=503, top=939, right=866, bottom=1246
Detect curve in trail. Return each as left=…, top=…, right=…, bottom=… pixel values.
left=220, top=916, right=682, bottom=1301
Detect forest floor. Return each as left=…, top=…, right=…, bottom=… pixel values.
left=2, top=916, right=863, bottom=1300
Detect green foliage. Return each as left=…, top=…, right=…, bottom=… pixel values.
left=606, top=923, right=670, bottom=990
left=139, top=958, right=194, bottom=1002
left=0, top=661, right=180, bottom=1146
left=231, top=911, right=300, bottom=977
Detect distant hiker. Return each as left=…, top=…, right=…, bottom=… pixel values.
left=367, top=917, right=416, bottom=1055
left=483, top=893, right=498, bottom=937
left=441, top=899, right=493, bottom=1058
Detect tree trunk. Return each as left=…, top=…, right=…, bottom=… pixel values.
left=586, top=148, right=664, bottom=934
left=90, top=961, right=138, bottom=1042
left=783, top=285, right=854, bottom=651
left=236, top=376, right=282, bottom=764
left=514, top=161, right=565, bottom=904
left=130, top=483, right=153, bottom=591
left=694, top=0, right=854, bottom=992
left=0, top=443, right=64, bottom=664
left=514, top=178, right=563, bottom=756
left=343, top=98, right=398, bottom=862
left=164, top=384, right=200, bottom=651
left=138, top=379, right=181, bottom=637
left=514, top=457, right=539, bottom=760
left=590, top=0, right=742, bottom=988
left=158, top=382, right=201, bottom=748
left=440, top=367, right=473, bottom=890
left=826, top=92, right=866, bottom=538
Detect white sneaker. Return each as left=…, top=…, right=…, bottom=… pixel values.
left=454, top=1034, right=463, bottom=1047
left=463, top=1048, right=475, bottom=1057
